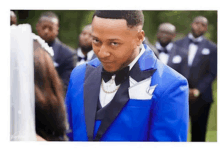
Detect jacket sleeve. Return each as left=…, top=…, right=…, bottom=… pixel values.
left=196, top=46, right=217, bottom=94
left=148, top=77, right=189, bottom=141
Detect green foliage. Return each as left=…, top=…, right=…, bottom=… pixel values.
left=15, top=10, right=217, bottom=49
left=142, top=11, right=217, bottom=44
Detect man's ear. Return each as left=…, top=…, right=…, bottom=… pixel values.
left=137, top=30, right=145, bottom=46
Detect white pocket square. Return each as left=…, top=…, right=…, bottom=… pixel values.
left=202, top=48, right=210, bottom=55
left=128, top=76, right=157, bottom=100
left=172, top=55, right=182, bottom=64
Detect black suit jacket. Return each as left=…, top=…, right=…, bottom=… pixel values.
left=50, top=38, right=77, bottom=91
left=175, top=36, right=217, bottom=103
left=165, top=43, right=189, bottom=78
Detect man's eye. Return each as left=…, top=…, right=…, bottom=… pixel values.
left=111, top=42, right=118, bottom=46
left=93, top=39, right=99, bottom=43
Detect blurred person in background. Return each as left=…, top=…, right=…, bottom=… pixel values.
left=175, top=16, right=217, bottom=142
left=75, top=24, right=96, bottom=66
left=36, top=11, right=77, bottom=92
left=11, top=24, right=69, bottom=141
left=155, top=22, right=188, bottom=78
left=33, top=37, right=69, bottom=141
left=10, top=11, right=17, bottom=25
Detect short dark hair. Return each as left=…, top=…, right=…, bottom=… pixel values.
left=193, top=16, right=209, bottom=25
left=93, top=10, right=144, bottom=28
left=39, top=11, right=59, bottom=25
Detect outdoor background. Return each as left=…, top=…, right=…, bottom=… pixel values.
left=12, top=10, right=217, bottom=142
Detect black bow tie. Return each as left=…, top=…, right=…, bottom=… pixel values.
left=101, top=66, right=130, bottom=86
left=158, top=48, right=168, bottom=54
left=190, top=39, right=200, bottom=45
left=78, top=56, right=87, bottom=62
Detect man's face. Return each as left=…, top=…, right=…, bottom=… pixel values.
left=79, top=26, right=93, bottom=52
left=157, top=30, right=174, bottom=45
left=92, top=16, right=143, bottom=73
left=191, top=18, right=207, bottom=38
left=36, top=18, right=59, bottom=44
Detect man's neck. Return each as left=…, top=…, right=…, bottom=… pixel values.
left=188, top=33, right=203, bottom=42
left=159, top=41, right=170, bottom=48
left=47, top=39, right=56, bottom=47
left=127, top=45, right=145, bottom=71
left=81, top=49, right=89, bottom=56
left=191, top=32, right=203, bottom=39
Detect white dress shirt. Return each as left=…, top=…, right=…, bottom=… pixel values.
left=188, top=33, right=203, bottom=66
left=99, top=45, right=146, bottom=108
left=155, top=42, right=173, bottom=65
left=76, top=48, right=94, bottom=66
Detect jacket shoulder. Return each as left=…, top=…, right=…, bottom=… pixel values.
left=204, top=38, right=217, bottom=49
left=151, top=59, right=188, bottom=97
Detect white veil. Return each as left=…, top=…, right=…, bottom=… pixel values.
left=10, top=24, right=36, bottom=141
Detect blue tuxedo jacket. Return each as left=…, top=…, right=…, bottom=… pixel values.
left=51, top=38, right=77, bottom=91
left=175, top=36, right=217, bottom=103
left=65, top=44, right=189, bottom=141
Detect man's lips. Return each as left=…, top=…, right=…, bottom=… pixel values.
left=100, top=60, right=113, bottom=63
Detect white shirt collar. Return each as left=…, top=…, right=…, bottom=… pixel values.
left=128, top=44, right=145, bottom=71
left=77, top=48, right=84, bottom=58
left=155, top=41, right=173, bottom=52
left=77, top=47, right=94, bottom=61
left=188, top=33, right=203, bottom=42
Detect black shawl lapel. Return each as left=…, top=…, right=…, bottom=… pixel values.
left=167, top=45, right=177, bottom=67
left=94, top=76, right=130, bottom=141
left=84, top=64, right=102, bottom=141
left=51, top=38, right=61, bottom=61
left=129, top=61, right=157, bottom=83
left=191, top=39, right=206, bottom=67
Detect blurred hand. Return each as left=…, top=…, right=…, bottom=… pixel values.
left=189, top=88, right=200, bottom=101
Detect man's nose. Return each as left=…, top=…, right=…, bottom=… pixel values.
left=98, top=45, right=110, bottom=58
left=44, top=28, right=49, bottom=34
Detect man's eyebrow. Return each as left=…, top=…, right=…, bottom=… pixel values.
left=91, top=35, right=121, bottom=41
left=91, top=35, right=98, bottom=39
left=108, top=39, right=121, bottom=42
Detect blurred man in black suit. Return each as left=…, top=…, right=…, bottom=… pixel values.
left=175, top=16, right=217, bottom=142
left=155, top=22, right=188, bottom=78
left=36, top=11, right=77, bottom=92
left=75, top=24, right=96, bottom=66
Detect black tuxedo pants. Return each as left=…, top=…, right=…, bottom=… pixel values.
left=189, top=97, right=212, bottom=142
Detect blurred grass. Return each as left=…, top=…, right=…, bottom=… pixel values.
left=187, top=79, right=217, bottom=142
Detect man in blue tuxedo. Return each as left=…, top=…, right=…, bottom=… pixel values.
left=175, top=16, right=217, bottom=142
left=65, top=10, right=189, bottom=141
left=155, top=22, right=188, bottom=78
left=36, top=11, right=77, bottom=92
